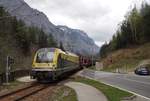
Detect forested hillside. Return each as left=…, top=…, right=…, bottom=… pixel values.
left=100, top=2, right=150, bottom=58
left=0, top=0, right=99, bottom=56
left=0, top=7, right=56, bottom=72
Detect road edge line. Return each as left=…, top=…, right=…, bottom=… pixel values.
left=80, top=74, right=150, bottom=101
left=100, top=81, right=150, bottom=101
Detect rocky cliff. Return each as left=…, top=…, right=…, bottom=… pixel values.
left=0, top=0, right=99, bottom=56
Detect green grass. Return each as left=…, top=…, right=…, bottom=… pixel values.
left=72, top=76, right=133, bottom=101
left=50, top=86, right=77, bottom=101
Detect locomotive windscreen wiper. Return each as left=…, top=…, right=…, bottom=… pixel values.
left=36, top=51, right=54, bottom=63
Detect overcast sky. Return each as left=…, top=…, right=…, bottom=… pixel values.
left=24, top=0, right=147, bottom=47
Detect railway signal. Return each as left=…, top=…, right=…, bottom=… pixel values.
left=5, top=56, right=14, bottom=84
left=8, top=56, right=14, bottom=66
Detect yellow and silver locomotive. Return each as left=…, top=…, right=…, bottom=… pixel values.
left=31, top=48, right=79, bottom=81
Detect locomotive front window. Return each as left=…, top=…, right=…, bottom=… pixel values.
left=36, top=49, right=55, bottom=63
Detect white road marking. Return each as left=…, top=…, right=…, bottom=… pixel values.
left=100, top=81, right=150, bottom=101
left=79, top=73, right=150, bottom=100
left=116, top=76, right=150, bottom=86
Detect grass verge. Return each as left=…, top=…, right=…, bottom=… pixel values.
left=50, top=86, right=77, bottom=101
left=72, top=76, right=133, bottom=101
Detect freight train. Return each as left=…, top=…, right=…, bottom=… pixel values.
left=79, top=56, right=92, bottom=67
left=30, top=48, right=92, bottom=82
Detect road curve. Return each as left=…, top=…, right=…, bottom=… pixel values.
left=80, top=69, right=150, bottom=100
left=65, top=82, right=107, bottom=101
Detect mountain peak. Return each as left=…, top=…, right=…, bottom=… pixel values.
left=0, top=0, right=99, bottom=56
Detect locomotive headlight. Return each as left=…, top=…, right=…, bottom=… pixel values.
left=32, top=70, right=36, bottom=74
left=52, top=64, right=56, bottom=68
left=32, top=64, right=35, bottom=67
left=31, top=70, right=36, bottom=76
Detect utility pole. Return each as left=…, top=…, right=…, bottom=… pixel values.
left=91, top=48, right=94, bottom=68
left=5, top=56, right=10, bottom=85
left=5, top=56, right=14, bottom=85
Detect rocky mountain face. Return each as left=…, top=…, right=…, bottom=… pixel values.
left=0, top=0, right=99, bottom=56
left=56, top=25, right=99, bottom=55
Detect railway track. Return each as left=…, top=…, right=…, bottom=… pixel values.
left=0, top=83, right=53, bottom=101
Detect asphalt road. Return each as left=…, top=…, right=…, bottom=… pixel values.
left=80, top=69, right=150, bottom=99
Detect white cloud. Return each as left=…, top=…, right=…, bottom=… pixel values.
left=24, top=0, right=144, bottom=44
left=95, top=41, right=105, bottom=47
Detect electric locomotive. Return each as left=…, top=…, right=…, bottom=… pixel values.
left=31, top=48, right=79, bottom=82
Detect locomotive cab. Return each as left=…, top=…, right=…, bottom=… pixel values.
left=32, top=48, right=57, bottom=69
left=31, top=48, right=58, bottom=81
left=30, top=47, right=79, bottom=82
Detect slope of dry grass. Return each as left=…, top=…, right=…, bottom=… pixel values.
left=101, top=43, right=150, bottom=72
